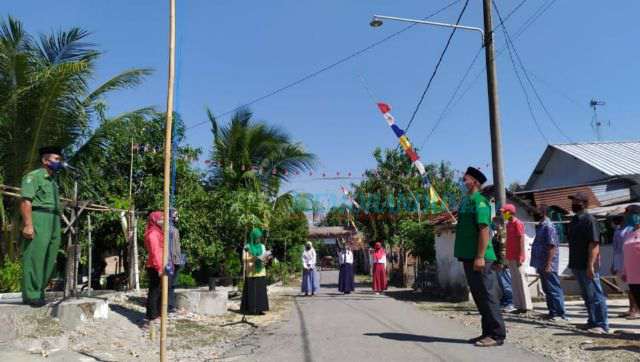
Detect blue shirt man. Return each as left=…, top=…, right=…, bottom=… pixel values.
left=530, top=206, right=566, bottom=320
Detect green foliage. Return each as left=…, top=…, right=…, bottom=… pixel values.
left=391, top=220, right=435, bottom=263
left=0, top=256, right=22, bottom=292
left=176, top=272, right=197, bottom=288
left=207, top=108, right=316, bottom=195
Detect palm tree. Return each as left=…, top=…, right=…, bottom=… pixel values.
left=207, top=108, right=316, bottom=194
left=0, top=16, right=151, bottom=259
left=0, top=16, right=152, bottom=188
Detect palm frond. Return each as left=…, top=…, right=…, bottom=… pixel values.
left=82, top=68, right=152, bottom=106
left=35, top=27, right=97, bottom=65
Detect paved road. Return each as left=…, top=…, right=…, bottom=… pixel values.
left=242, top=270, right=547, bottom=362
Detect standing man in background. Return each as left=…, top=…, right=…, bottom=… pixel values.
left=502, top=203, right=533, bottom=313
left=567, top=192, right=609, bottom=334
left=20, top=146, right=63, bottom=307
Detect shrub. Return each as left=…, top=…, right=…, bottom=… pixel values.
left=176, top=271, right=197, bottom=288
left=0, top=257, right=22, bottom=292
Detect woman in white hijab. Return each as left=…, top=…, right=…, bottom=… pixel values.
left=301, top=241, right=318, bottom=296
left=338, top=242, right=355, bottom=294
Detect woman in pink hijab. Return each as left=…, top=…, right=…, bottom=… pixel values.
left=371, top=242, right=387, bottom=294
left=144, top=211, right=164, bottom=322
left=622, top=205, right=640, bottom=309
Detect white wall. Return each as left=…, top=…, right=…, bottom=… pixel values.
left=435, top=228, right=467, bottom=295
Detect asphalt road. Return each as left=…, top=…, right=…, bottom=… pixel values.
left=243, top=270, right=548, bottom=362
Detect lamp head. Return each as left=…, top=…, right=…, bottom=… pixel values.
left=370, top=17, right=383, bottom=28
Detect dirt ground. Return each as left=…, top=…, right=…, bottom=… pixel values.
left=0, top=286, right=297, bottom=362
left=411, top=297, right=640, bottom=362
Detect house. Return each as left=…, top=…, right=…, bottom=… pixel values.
left=307, top=226, right=368, bottom=272
left=523, top=142, right=640, bottom=210
left=432, top=141, right=640, bottom=300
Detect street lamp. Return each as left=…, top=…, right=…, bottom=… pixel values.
left=369, top=15, right=484, bottom=45
left=369, top=1, right=507, bottom=216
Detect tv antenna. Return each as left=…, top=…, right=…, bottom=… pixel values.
left=590, top=99, right=610, bottom=141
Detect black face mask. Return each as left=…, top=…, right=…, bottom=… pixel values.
left=571, top=204, right=584, bottom=213
left=533, top=213, right=544, bottom=222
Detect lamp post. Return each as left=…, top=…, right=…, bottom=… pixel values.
left=370, top=0, right=506, bottom=213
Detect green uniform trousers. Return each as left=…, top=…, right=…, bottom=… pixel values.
left=21, top=210, right=61, bottom=302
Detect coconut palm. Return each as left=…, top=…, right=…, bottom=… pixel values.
left=207, top=108, right=316, bottom=194
left=0, top=16, right=152, bottom=188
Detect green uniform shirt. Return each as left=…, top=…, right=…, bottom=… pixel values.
left=454, top=191, right=496, bottom=261
left=20, top=168, right=60, bottom=211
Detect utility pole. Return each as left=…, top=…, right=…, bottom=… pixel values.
left=482, top=0, right=506, bottom=209
left=482, top=0, right=507, bottom=263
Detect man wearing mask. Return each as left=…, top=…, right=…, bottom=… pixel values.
left=567, top=192, right=608, bottom=334
left=530, top=204, right=567, bottom=321
left=501, top=203, right=532, bottom=313
left=454, top=167, right=505, bottom=347
left=20, top=146, right=64, bottom=307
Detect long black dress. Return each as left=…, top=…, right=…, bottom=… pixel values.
left=240, top=247, right=269, bottom=315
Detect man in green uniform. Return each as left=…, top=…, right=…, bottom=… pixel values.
left=20, top=146, right=63, bottom=307
left=454, top=167, right=506, bottom=347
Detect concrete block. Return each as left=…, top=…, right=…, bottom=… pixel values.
left=176, top=290, right=227, bottom=316
left=51, top=298, right=109, bottom=330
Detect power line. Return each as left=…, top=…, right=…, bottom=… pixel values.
left=185, top=0, right=464, bottom=131
left=404, top=0, right=470, bottom=133
left=419, top=0, right=559, bottom=144
left=419, top=47, right=482, bottom=149
left=418, top=0, right=532, bottom=149
left=494, top=0, right=572, bottom=143
left=494, top=1, right=549, bottom=144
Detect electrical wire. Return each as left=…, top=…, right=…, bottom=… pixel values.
left=419, top=0, right=559, bottom=145
left=185, top=0, right=464, bottom=131
left=494, top=0, right=572, bottom=142
left=404, top=0, right=470, bottom=133
left=494, top=2, right=549, bottom=144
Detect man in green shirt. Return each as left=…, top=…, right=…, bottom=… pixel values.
left=454, top=167, right=506, bottom=347
left=20, top=146, right=63, bottom=307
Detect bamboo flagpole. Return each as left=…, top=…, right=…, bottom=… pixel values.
left=160, top=0, right=177, bottom=360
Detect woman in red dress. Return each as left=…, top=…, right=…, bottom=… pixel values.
left=371, top=242, right=387, bottom=294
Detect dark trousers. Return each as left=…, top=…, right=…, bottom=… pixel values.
left=168, top=266, right=179, bottom=312
left=463, top=261, right=506, bottom=340
left=146, top=268, right=161, bottom=320
left=573, top=269, right=608, bottom=330
left=538, top=270, right=566, bottom=317
left=497, top=268, right=513, bottom=308
left=630, top=285, right=640, bottom=309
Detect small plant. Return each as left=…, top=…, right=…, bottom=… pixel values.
left=176, top=272, right=197, bottom=288
left=0, top=256, right=22, bottom=292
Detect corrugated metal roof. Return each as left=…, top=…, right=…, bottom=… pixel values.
left=553, top=142, right=640, bottom=176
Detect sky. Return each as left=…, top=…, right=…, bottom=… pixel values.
left=6, top=0, right=640, bottom=205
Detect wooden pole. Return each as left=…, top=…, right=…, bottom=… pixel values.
left=160, top=0, right=176, bottom=360
left=87, top=214, right=92, bottom=296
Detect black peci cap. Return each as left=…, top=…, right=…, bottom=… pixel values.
left=465, top=167, right=487, bottom=185
left=568, top=191, right=590, bottom=203
left=38, top=146, right=63, bottom=157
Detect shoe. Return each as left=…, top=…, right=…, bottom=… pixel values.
left=468, top=335, right=486, bottom=344
left=475, top=337, right=504, bottom=347
left=587, top=327, right=608, bottom=335
left=26, top=299, right=46, bottom=308
left=502, top=305, right=517, bottom=313
left=549, top=316, right=571, bottom=323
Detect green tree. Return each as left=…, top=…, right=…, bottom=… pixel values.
left=206, top=108, right=316, bottom=195
left=0, top=16, right=151, bottom=260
